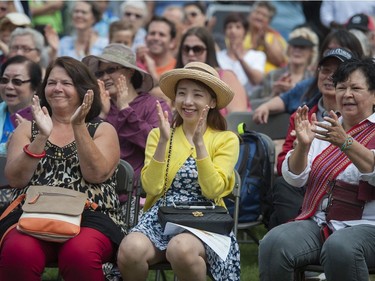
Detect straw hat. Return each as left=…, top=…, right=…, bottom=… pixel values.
left=159, top=62, right=234, bottom=109
left=82, top=43, right=153, bottom=93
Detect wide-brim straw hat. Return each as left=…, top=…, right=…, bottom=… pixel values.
left=82, top=43, right=153, bottom=93
left=159, top=62, right=234, bottom=109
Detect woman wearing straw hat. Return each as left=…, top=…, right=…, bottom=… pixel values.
left=83, top=43, right=172, bottom=182
left=117, top=62, right=241, bottom=281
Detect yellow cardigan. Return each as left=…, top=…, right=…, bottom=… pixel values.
left=141, top=126, right=240, bottom=211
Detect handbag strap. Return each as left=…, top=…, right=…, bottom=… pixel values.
left=162, top=128, right=175, bottom=206
left=0, top=194, right=25, bottom=221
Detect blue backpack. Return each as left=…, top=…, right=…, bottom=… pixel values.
left=225, top=126, right=275, bottom=226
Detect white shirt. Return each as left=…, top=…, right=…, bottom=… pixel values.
left=282, top=114, right=375, bottom=231
left=217, top=49, right=266, bottom=94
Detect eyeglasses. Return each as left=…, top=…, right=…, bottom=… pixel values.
left=0, top=77, right=31, bottom=86
left=94, top=66, right=126, bottom=78
left=9, top=45, right=38, bottom=53
left=318, top=65, right=337, bottom=76
left=124, top=12, right=143, bottom=19
left=182, top=45, right=207, bottom=55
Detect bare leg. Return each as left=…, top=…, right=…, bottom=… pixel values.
left=117, top=232, right=165, bottom=281
left=166, top=233, right=207, bottom=281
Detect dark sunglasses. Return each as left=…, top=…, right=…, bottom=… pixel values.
left=94, top=66, right=126, bottom=78
left=124, top=12, right=142, bottom=19
left=0, top=77, right=31, bottom=86
left=182, top=45, right=207, bottom=55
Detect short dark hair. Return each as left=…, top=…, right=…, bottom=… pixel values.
left=39, top=57, right=101, bottom=122
left=183, top=1, right=207, bottom=14
left=1, top=55, right=42, bottom=92
left=146, top=16, right=176, bottom=39
left=333, top=58, right=375, bottom=91
left=223, top=12, right=249, bottom=31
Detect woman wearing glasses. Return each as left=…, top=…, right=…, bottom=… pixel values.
left=175, top=26, right=249, bottom=116
left=0, top=55, right=42, bottom=155
left=83, top=43, right=172, bottom=183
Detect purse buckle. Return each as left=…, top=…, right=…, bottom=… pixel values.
left=192, top=211, right=204, bottom=217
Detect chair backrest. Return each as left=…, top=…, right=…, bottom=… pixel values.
left=231, top=169, right=241, bottom=238
left=0, top=155, right=8, bottom=188
left=226, top=111, right=290, bottom=140
left=116, top=159, right=135, bottom=229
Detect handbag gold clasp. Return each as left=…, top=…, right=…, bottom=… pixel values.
left=192, top=211, right=204, bottom=217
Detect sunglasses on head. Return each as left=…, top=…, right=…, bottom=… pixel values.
left=94, top=66, right=126, bottom=78
left=124, top=11, right=142, bottom=19
left=182, top=45, right=207, bottom=55
left=0, top=77, right=31, bottom=86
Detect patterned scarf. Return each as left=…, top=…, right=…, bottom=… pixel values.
left=295, top=120, right=375, bottom=220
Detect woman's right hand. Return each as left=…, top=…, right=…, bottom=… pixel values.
left=156, top=100, right=170, bottom=142
left=294, top=105, right=315, bottom=146
left=32, top=95, right=52, bottom=137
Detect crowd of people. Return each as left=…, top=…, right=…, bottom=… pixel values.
left=0, top=1, right=375, bottom=281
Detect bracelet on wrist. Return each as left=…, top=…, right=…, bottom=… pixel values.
left=23, top=144, right=46, bottom=159
left=340, top=136, right=353, bottom=152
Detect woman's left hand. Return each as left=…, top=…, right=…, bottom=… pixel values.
left=71, top=90, right=93, bottom=125
left=193, top=105, right=209, bottom=146
left=312, top=110, right=347, bottom=147
left=32, top=95, right=53, bottom=137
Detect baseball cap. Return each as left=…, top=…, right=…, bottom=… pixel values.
left=0, top=12, right=31, bottom=30
left=318, top=48, right=353, bottom=66
left=346, top=13, right=375, bottom=32
left=288, top=36, right=315, bottom=47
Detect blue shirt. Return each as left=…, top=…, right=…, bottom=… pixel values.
left=280, top=77, right=320, bottom=114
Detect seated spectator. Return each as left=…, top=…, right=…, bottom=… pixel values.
left=0, top=55, right=41, bottom=210
left=243, top=1, right=287, bottom=73
left=182, top=1, right=207, bottom=31
left=0, top=12, right=31, bottom=65
left=120, top=0, right=148, bottom=52
left=117, top=62, right=240, bottom=281
left=268, top=48, right=354, bottom=229
left=162, top=4, right=185, bottom=57
left=8, top=27, right=49, bottom=71
left=136, top=16, right=177, bottom=104
left=259, top=57, right=375, bottom=281
left=252, top=29, right=364, bottom=124
left=253, top=26, right=318, bottom=106
left=108, top=20, right=135, bottom=47
left=1, top=56, right=125, bottom=280
left=217, top=12, right=266, bottom=100
left=93, top=0, right=119, bottom=38
left=176, top=26, right=249, bottom=116
left=57, top=1, right=108, bottom=60
left=83, top=44, right=172, bottom=182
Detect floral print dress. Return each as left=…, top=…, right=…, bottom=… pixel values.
left=131, top=156, right=241, bottom=281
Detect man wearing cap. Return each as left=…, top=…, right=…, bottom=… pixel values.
left=253, top=47, right=354, bottom=124
left=268, top=48, right=354, bottom=230
left=83, top=43, right=172, bottom=182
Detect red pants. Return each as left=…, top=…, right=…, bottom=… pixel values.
left=0, top=227, right=114, bottom=281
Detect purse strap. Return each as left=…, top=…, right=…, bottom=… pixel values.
left=0, top=194, right=25, bottom=221
left=162, top=128, right=175, bottom=206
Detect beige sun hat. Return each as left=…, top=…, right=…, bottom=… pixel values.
left=0, top=12, right=31, bottom=30
left=82, top=43, right=153, bottom=93
left=159, top=62, right=234, bottom=109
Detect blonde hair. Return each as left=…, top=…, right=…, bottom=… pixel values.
left=288, top=27, right=319, bottom=68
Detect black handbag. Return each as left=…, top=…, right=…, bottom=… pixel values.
left=158, top=205, right=234, bottom=235
left=157, top=129, right=234, bottom=235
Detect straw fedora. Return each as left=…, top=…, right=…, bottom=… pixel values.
left=159, top=62, right=234, bottom=109
left=82, top=43, right=153, bottom=93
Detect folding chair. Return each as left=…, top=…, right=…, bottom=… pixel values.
left=147, top=169, right=242, bottom=281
